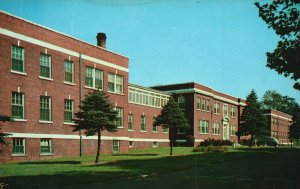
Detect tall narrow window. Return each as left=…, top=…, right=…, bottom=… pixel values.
left=12, top=138, right=25, bottom=155
left=40, top=54, right=51, bottom=78
left=64, top=99, right=74, bottom=123
left=163, top=127, right=168, bottom=133
left=141, top=115, right=146, bottom=131
left=108, top=73, right=124, bottom=94
left=202, top=98, right=206, bottom=111
left=213, top=122, right=220, bottom=135
left=95, top=69, right=103, bottom=89
left=196, top=97, right=201, bottom=110
left=112, top=140, right=120, bottom=153
left=230, top=125, right=236, bottom=136
left=12, top=92, right=24, bottom=119
left=85, top=67, right=93, bottom=87
left=223, top=104, right=228, bottom=118
left=40, top=139, right=52, bottom=154
left=206, top=99, right=211, bottom=112
left=152, top=117, right=158, bottom=132
left=231, top=107, right=236, bottom=118
left=64, top=60, right=74, bottom=83
left=40, top=96, right=51, bottom=121
left=128, top=114, right=133, bottom=130
left=178, top=96, right=185, bottom=109
left=11, top=46, right=24, bottom=73
left=214, top=102, right=220, bottom=114
left=198, top=120, right=209, bottom=134
left=116, top=107, right=123, bottom=127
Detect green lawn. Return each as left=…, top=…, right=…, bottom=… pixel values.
left=0, top=147, right=300, bottom=189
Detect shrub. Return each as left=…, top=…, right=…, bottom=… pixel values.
left=192, top=146, right=228, bottom=153
left=199, top=138, right=233, bottom=147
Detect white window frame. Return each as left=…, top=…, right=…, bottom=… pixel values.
left=223, top=104, right=228, bottom=118
left=40, top=139, right=52, bottom=155
left=39, top=53, right=52, bottom=79
left=12, top=92, right=25, bottom=120
left=196, top=97, right=201, bottom=110
left=11, top=45, right=25, bottom=74
left=141, top=115, right=146, bottom=132
left=116, top=107, right=123, bottom=128
left=108, top=73, right=124, bottom=94
left=214, top=102, right=220, bottom=114
left=231, top=107, right=236, bottom=118
left=112, top=140, right=120, bottom=153
left=12, top=138, right=26, bottom=156
left=85, top=67, right=103, bottom=90
left=212, top=122, right=220, bottom=135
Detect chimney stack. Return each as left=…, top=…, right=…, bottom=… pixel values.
left=96, top=33, right=107, bottom=48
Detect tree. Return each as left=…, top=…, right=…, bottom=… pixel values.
left=261, top=90, right=300, bottom=117
left=255, top=0, right=300, bottom=90
left=153, top=96, right=189, bottom=155
left=240, top=90, right=268, bottom=146
left=72, top=91, right=118, bottom=163
left=0, top=115, right=12, bottom=145
left=289, top=111, right=300, bottom=144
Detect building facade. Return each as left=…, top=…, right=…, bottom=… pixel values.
left=263, top=109, right=292, bottom=145
left=0, top=11, right=293, bottom=162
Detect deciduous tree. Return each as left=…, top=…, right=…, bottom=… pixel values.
left=72, top=91, right=118, bottom=163
left=255, top=0, right=300, bottom=90
left=0, top=115, right=12, bottom=145
left=154, top=96, right=189, bottom=155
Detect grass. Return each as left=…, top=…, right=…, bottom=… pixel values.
left=0, top=147, right=300, bottom=189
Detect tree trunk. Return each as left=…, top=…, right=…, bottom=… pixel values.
left=95, top=129, right=101, bottom=163
left=170, top=140, right=173, bottom=156
left=169, top=127, right=175, bottom=156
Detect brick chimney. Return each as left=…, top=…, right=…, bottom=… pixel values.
left=96, top=33, right=107, bottom=48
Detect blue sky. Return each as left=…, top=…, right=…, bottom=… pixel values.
left=1, top=0, right=299, bottom=103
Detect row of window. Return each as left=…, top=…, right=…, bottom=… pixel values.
left=271, top=131, right=289, bottom=140
left=11, top=45, right=124, bottom=94
left=178, top=96, right=236, bottom=118
left=197, top=120, right=236, bottom=135
left=12, top=138, right=121, bottom=155
left=128, top=87, right=169, bottom=108
left=271, top=117, right=291, bottom=127
left=11, top=91, right=168, bottom=133
left=12, top=92, right=74, bottom=123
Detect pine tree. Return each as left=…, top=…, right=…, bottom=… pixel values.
left=153, top=96, right=189, bottom=155
left=72, top=91, right=118, bottom=163
left=0, top=115, right=12, bottom=145
left=240, top=90, right=268, bottom=146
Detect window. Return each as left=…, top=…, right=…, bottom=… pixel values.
left=196, top=97, right=201, bottom=110
left=230, top=125, right=236, bottom=136
left=64, top=60, right=74, bottom=83
left=206, top=99, right=211, bottom=112
left=11, top=46, right=24, bottom=73
left=198, top=120, right=209, bottom=134
left=178, top=96, right=185, bottom=109
left=141, top=115, right=146, bottom=131
left=40, top=96, right=51, bottom=121
left=64, top=99, right=74, bottom=123
left=40, top=54, right=51, bottom=79
left=231, top=107, right=236, bottom=118
left=177, top=128, right=185, bottom=134
left=116, top=107, right=123, bottom=127
left=214, top=102, right=220, bottom=114
left=40, top=139, right=52, bottom=154
left=12, top=92, right=25, bottom=119
left=112, top=140, right=120, bottom=153
left=223, top=104, right=228, bottom=118
left=85, top=67, right=103, bottom=89
left=212, top=122, right=220, bottom=135
left=202, top=98, right=206, bottom=111
left=108, top=73, right=124, bottom=94
left=153, top=142, right=158, bottom=148
left=152, top=117, right=158, bottom=132
left=12, top=138, right=25, bottom=155
left=128, top=114, right=133, bottom=130
left=129, top=141, right=133, bottom=148
left=163, top=127, right=168, bottom=133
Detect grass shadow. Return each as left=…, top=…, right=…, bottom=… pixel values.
left=112, top=153, right=159, bottom=157
left=18, top=160, right=81, bottom=165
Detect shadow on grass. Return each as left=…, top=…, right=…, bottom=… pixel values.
left=3, top=147, right=300, bottom=189
left=112, top=153, right=159, bottom=157
left=18, top=160, right=81, bottom=165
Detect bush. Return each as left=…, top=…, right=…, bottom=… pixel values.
left=199, top=138, right=233, bottom=147
left=192, top=146, right=228, bottom=153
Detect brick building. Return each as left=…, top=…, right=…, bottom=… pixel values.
left=263, top=109, right=292, bottom=144
left=0, top=11, right=293, bottom=162
left=152, top=82, right=246, bottom=145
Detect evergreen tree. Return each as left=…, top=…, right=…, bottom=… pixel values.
left=0, top=115, right=12, bottom=145
left=289, top=111, right=300, bottom=144
left=72, top=91, right=118, bottom=163
left=240, top=90, right=268, bottom=146
left=153, top=96, right=189, bottom=155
